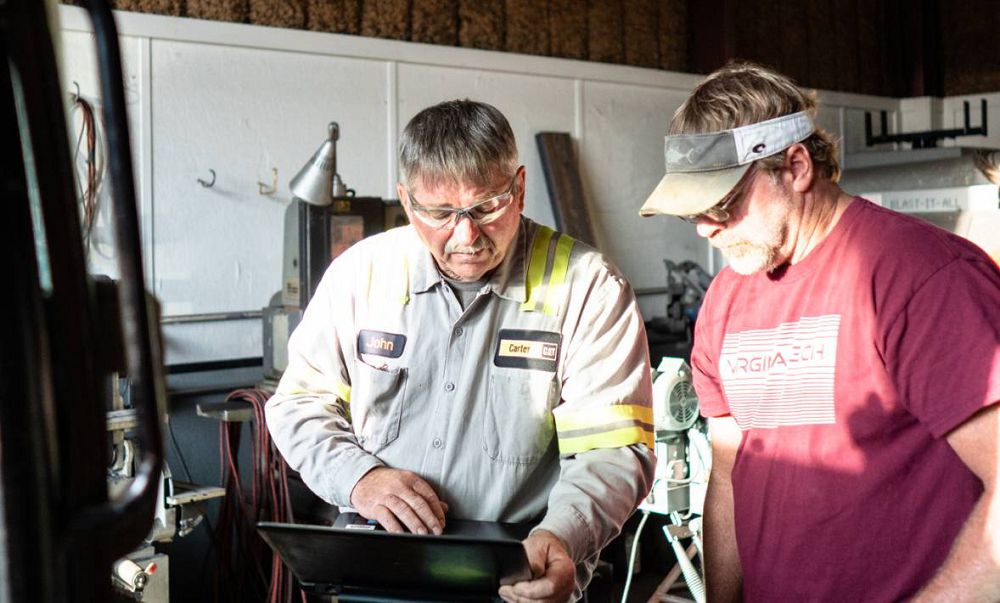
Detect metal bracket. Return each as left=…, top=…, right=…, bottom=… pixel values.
left=865, top=99, right=988, bottom=149
left=258, top=167, right=278, bottom=195
left=197, top=168, right=216, bottom=188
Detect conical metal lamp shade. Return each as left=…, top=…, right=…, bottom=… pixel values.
left=290, top=123, right=339, bottom=206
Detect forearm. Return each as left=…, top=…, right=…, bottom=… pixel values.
left=265, top=393, right=381, bottom=506
left=534, top=444, right=656, bottom=563
left=703, top=463, right=742, bottom=602
left=911, top=488, right=1000, bottom=602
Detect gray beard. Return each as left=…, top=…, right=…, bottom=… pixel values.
left=722, top=243, right=782, bottom=275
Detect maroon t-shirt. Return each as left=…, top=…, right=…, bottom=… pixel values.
left=693, top=198, right=1000, bottom=602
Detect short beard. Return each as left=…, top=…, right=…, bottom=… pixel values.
left=717, top=220, right=788, bottom=275
left=721, top=243, right=782, bottom=275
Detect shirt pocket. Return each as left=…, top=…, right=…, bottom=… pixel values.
left=352, top=362, right=407, bottom=452
left=482, top=371, right=558, bottom=465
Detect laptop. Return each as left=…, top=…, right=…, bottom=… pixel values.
left=258, top=513, right=533, bottom=601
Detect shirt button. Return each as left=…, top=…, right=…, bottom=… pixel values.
left=432, top=438, right=443, bottom=448
left=444, top=382, right=455, bottom=392
left=455, top=327, right=464, bottom=336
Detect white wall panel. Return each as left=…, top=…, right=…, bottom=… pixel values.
left=397, top=63, right=577, bottom=228
left=580, top=82, right=702, bottom=298
left=59, top=31, right=149, bottom=282
left=59, top=5, right=959, bottom=364
left=151, top=41, right=388, bottom=362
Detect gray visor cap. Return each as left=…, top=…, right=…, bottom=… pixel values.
left=640, top=111, right=814, bottom=217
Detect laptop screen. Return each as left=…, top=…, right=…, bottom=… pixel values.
left=258, top=515, right=533, bottom=601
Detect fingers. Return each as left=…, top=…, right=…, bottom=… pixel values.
left=411, top=479, right=448, bottom=524
left=370, top=504, right=405, bottom=533
left=351, top=468, right=448, bottom=535
left=498, top=531, right=575, bottom=603
left=384, top=492, right=440, bottom=535
left=523, top=539, right=548, bottom=579
left=498, top=576, right=559, bottom=602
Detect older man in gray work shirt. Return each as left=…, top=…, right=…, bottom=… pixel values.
left=265, top=99, right=656, bottom=602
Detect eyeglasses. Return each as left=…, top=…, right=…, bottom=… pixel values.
left=406, top=170, right=520, bottom=230
left=679, top=165, right=755, bottom=224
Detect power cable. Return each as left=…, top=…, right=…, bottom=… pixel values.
left=212, top=388, right=305, bottom=603
left=620, top=509, right=651, bottom=603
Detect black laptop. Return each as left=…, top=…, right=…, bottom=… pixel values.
left=258, top=513, right=533, bottom=601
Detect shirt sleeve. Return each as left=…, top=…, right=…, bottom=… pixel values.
left=264, top=255, right=383, bottom=506
left=691, top=279, right=730, bottom=418
left=883, top=256, right=1000, bottom=438
left=535, top=267, right=656, bottom=565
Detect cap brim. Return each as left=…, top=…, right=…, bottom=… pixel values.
left=639, top=164, right=750, bottom=217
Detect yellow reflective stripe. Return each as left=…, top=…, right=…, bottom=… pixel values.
left=276, top=380, right=351, bottom=404
left=400, top=256, right=410, bottom=305
left=276, top=362, right=352, bottom=404
left=522, top=226, right=554, bottom=312
left=559, top=426, right=655, bottom=455
left=557, top=403, right=653, bottom=431
left=542, top=234, right=574, bottom=316
left=555, top=404, right=655, bottom=453
left=366, top=256, right=409, bottom=306
left=365, top=261, right=374, bottom=304
left=335, top=380, right=352, bottom=404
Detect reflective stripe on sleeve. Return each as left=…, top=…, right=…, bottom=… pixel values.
left=522, top=226, right=554, bottom=312
left=542, top=234, right=574, bottom=316
left=555, top=404, right=655, bottom=454
left=365, top=256, right=410, bottom=306
left=400, top=256, right=410, bottom=305
left=334, top=379, right=352, bottom=404
left=276, top=364, right=352, bottom=404
left=522, top=227, right=574, bottom=316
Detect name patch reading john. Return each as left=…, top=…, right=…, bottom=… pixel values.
left=494, top=329, right=561, bottom=371
left=358, top=329, right=406, bottom=358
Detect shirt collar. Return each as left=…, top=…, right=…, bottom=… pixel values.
left=406, top=217, right=533, bottom=303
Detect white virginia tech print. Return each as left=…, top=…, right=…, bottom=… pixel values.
left=719, top=315, right=840, bottom=429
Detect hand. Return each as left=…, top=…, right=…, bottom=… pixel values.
left=349, top=467, right=449, bottom=535
left=498, top=530, right=576, bottom=603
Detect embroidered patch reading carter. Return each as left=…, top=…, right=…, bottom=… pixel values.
left=494, top=329, right=561, bottom=371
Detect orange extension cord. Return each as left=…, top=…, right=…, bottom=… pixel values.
left=213, top=388, right=305, bottom=603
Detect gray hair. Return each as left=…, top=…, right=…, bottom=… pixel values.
left=399, top=99, right=519, bottom=190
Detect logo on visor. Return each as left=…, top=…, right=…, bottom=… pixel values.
left=666, top=146, right=698, bottom=166
left=752, top=143, right=767, bottom=153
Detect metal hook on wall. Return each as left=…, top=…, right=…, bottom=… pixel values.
left=197, top=169, right=216, bottom=188
left=257, top=167, right=278, bottom=196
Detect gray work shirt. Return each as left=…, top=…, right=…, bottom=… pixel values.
left=266, top=217, right=656, bottom=594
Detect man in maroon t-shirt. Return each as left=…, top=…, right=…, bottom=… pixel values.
left=640, top=61, right=1000, bottom=602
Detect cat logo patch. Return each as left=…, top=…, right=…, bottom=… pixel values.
left=494, top=329, right=561, bottom=371
left=358, top=329, right=406, bottom=358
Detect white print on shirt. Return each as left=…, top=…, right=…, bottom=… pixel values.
left=719, top=314, right=840, bottom=429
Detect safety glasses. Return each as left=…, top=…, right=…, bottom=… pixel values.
left=406, top=169, right=520, bottom=230
left=678, top=165, right=756, bottom=224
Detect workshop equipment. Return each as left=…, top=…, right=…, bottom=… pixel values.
left=1, top=0, right=165, bottom=600
left=263, top=122, right=403, bottom=382
left=642, top=357, right=709, bottom=517
left=842, top=104, right=1000, bottom=263
left=108, top=373, right=224, bottom=601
